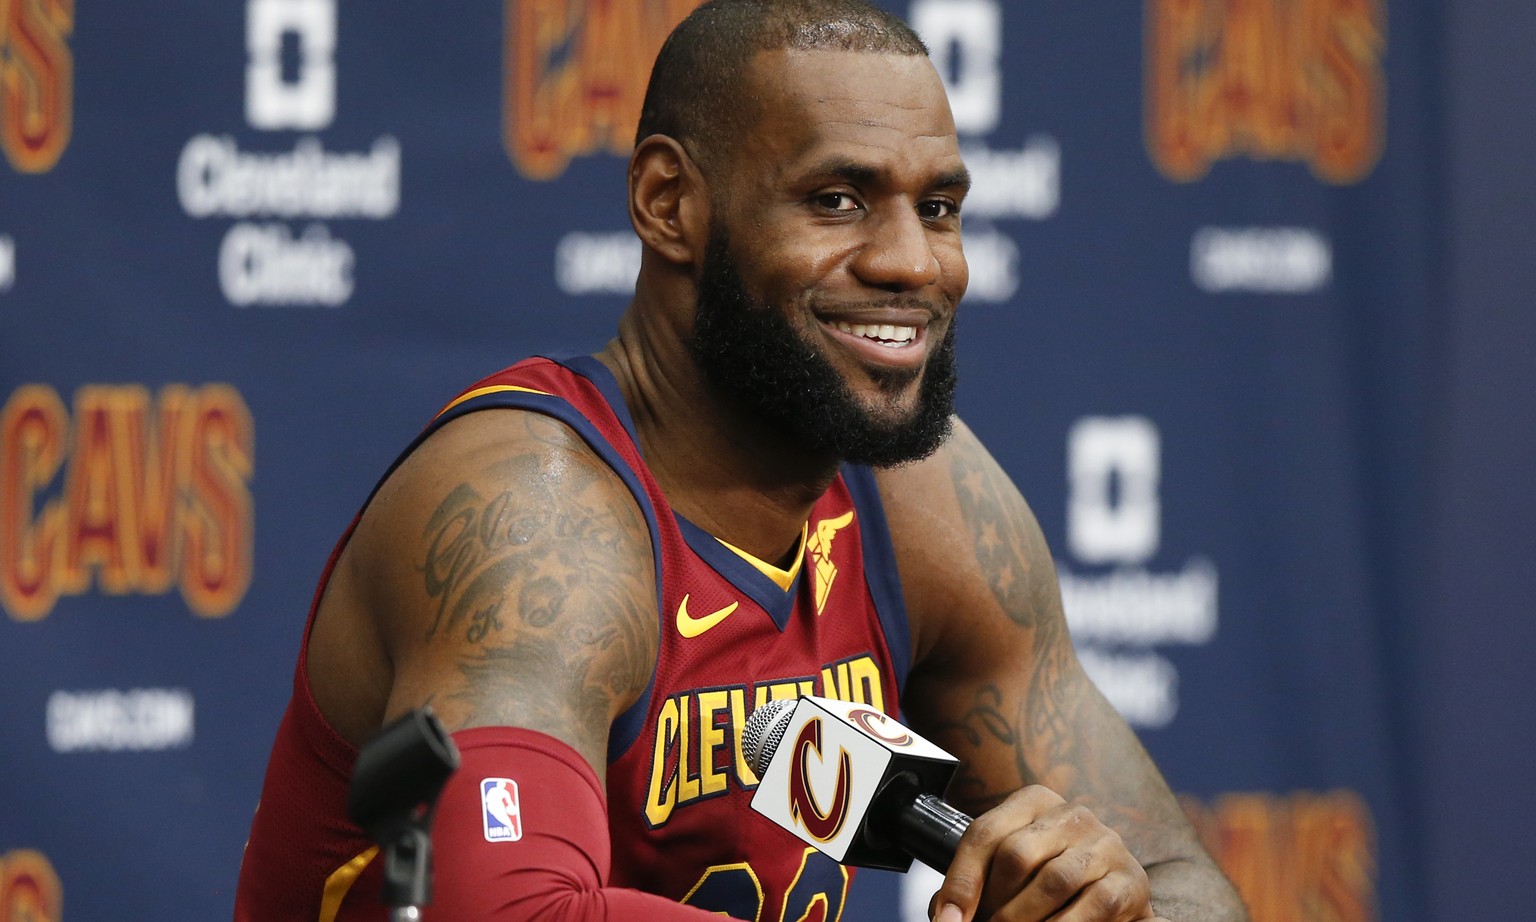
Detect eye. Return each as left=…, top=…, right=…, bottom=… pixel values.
left=918, top=199, right=959, bottom=220
left=813, top=192, right=861, bottom=213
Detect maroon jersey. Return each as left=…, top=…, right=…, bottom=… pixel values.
left=235, top=355, right=912, bottom=921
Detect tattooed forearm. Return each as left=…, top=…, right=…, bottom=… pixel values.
left=927, top=684, right=1030, bottom=811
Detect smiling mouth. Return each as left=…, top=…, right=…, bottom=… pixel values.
left=828, top=319, right=918, bottom=348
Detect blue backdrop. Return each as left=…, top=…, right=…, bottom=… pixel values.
left=2, top=2, right=1531, bottom=920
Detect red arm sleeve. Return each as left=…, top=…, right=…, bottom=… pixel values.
left=426, top=727, right=734, bottom=921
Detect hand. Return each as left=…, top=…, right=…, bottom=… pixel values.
left=928, top=785, right=1161, bottom=922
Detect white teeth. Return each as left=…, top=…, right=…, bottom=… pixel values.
left=831, top=320, right=917, bottom=346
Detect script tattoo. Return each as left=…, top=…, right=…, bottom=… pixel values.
left=930, top=684, right=1032, bottom=812
left=411, top=422, right=657, bottom=765
left=420, top=482, right=555, bottom=640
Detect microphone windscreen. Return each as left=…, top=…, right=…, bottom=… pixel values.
left=743, top=699, right=797, bottom=776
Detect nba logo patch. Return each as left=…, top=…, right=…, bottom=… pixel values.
left=481, top=778, right=522, bottom=842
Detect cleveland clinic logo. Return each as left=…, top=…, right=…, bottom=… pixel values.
left=175, top=0, right=400, bottom=308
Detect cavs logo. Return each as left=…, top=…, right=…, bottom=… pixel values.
left=503, top=0, right=704, bottom=179
left=1, top=383, right=255, bottom=620
left=845, top=706, right=911, bottom=747
left=1145, top=0, right=1385, bottom=184
left=787, top=717, right=853, bottom=843
left=0, top=0, right=74, bottom=172
left=1183, top=790, right=1377, bottom=922
left=807, top=510, right=854, bottom=616
left=0, top=849, right=62, bottom=922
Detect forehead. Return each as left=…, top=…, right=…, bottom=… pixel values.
left=734, top=48, right=963, bottom=184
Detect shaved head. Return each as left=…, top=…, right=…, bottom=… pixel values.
left=636, top=0, right=930, bottom=177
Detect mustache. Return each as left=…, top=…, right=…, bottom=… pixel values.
left=804, top=295, right=949, bottom=319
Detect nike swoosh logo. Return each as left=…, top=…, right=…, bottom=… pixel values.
left=676, top=594, right=740, bottom=638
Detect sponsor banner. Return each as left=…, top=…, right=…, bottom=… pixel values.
left=0, top=0, right=1473, bottom=919
left=177, top=0, right=401, bottom=308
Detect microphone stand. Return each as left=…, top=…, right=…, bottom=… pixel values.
left=347, top=708, right=461, bottom=921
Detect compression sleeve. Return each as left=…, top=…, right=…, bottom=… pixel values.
left=427, top=726, right=735, bottom=921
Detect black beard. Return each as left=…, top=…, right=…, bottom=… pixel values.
left=687, top=227, right=957, bottom=468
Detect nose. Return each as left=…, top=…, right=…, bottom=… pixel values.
left=851, top=205, right=940, bottom=292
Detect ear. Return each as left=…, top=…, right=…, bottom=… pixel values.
left=628, top=134, right=709, bottom=266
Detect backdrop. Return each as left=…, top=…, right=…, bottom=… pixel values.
left=2, top=2, right=1532, bottom=920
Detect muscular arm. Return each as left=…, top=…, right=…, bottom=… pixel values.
left=878, top=419, right=1246, bottom=922
left=309, top=409, right=725, bottom=919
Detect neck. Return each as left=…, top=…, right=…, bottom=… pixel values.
left=596, top=299, right=839, bottom=565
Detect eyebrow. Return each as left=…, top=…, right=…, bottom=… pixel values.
left=809, top=159, right=973, bottom=195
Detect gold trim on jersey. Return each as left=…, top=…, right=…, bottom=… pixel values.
left=319, top=846, right=378, bottom=922
left=680, top=860, right=765, bottom=922
left=779, top=846, right=850, bottom=922
left=716, top=523, right=807, bottom=591
left=436, top=384, right=554, bottom=417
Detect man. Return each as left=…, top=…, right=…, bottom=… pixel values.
left=236, top=2, right=1248, bottom=920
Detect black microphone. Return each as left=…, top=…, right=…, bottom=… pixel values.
left=744, top=696, right=972, bottom=872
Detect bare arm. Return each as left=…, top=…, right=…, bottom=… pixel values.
left=310, top=409, right=727, bottom=919
left=328, top=409, right=658, bottom=771
left=878, top=419, right=1246, bottom=922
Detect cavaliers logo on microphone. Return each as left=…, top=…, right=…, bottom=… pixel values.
left=787, top=718, right=853, bottom=843
left=845, top=706, right=912, bottom=747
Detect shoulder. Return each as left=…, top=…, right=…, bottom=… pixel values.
left=319, top=406, right=659, bottom=768
left=872, top=417, right=1059, bottom=665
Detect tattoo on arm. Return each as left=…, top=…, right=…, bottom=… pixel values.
left=409, top=420, right=657, bottom=754
left=942, top=438, right=1085, bottom=795
left=926, top=433, right=1245, bottom=914
left=946, top=442, right=1054, bottom=630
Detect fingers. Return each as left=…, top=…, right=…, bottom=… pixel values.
left=930, top=786, right=1154, bottom=922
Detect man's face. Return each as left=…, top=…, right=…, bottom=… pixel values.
left=691, top=224, right=957, bottom=466
left=688, top=49, right=970, bottom=466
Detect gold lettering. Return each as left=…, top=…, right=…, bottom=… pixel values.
left=2, top=0, right=74, bottom=172
left=0, top=385, right=66, bottom=620
left=121, top=385, right=192, bottom=594
left=755, top=680, right=805, bottom=712
left=696, top=689, right=729, bottom=796
left=646, top=660, right=889, bottom=827
left=181, top=385, right=253, bottom=618
left=1309, top=0, right=1384, bottom=182
left=1146, top=0, right=1383, bottom=184
left=0, top=384, right=254, bottom=621
left=0, top=848, right=64, bottom=922
left=846, top=655, right=883, bottom=711
left=644, top=696, right=680, bottom=826
left=1183, top=790, right=1377, bottom=922
left=677, top=692, right=700, bottom=803
left=503, top=0, right=704, bottom=180
left=60, top=387, right=129, bottom=592
left=1145, top=0, right=1210, bottom=181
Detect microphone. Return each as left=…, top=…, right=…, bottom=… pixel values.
left=744, top=696, right=972, bottom=872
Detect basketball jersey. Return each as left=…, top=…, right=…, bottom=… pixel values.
left=234, top=354, right=913, bottom=921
